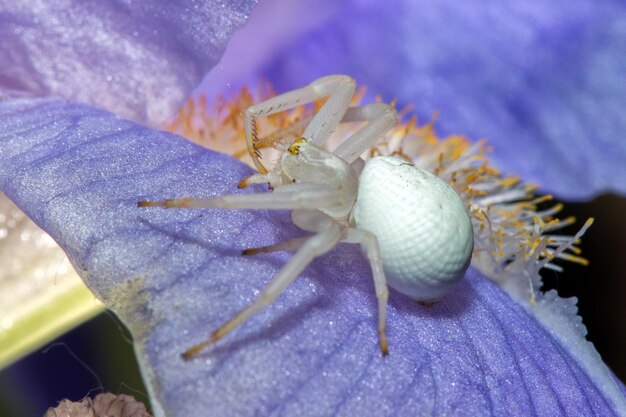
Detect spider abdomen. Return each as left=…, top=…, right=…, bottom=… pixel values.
left=353, top=156, right=473, bottom=301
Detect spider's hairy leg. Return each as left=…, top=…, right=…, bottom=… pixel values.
left=245, top=75, right=356, bottom=172
left=344, top=228, right=390, bottom=356
left=258, top=116, right=313, bottom=148
left=182, top=212, right=343, bottom=360
left=245, top=87, right=319, bottom=174
left=138, top=183, right=346, bottom=211
left=333, top=103, right=399, bottom=164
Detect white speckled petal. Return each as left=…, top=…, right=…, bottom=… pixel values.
left=1, top=98, right=625, bottom=416
left=0, top=0, right=258, bottom=125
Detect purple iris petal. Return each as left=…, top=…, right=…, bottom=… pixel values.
left=0, top=0, right=257, bottom=125
left=208, top=0, right=626, bottom=199
left=1, top=98, right=624, bottom=416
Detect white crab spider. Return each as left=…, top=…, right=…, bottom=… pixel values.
left=139, top=75, right=473, bottom=359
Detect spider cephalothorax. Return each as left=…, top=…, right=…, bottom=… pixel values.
left=139, top=75, right=473, bottom=359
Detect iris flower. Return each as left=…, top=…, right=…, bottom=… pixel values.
left=1, top=1, right=626, bottom=416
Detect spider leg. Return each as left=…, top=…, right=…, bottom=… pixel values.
left=236, top=171, right=283, bottom=189
left=245, top=75, right=356, bottom=173
left=254, top=116, right=313, bottom=149
left=138, top=183, right=346, bottom=211
left=303, top=76, right=356, bottom=146
left=242, top=236, right=309, bottom=255
left=332, top=103, right=399, bottom=164
left=243, top=209, right=340, bottom=255
left=182, top=215, right=342, bottom=360
left=344, top=228, right=390, bottom=356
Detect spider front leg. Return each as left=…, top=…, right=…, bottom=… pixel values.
left=256, top=99, right=398, bottom=169
left=182, top=210, right=343, bottom=360
left=332, top=102, right=399, bottom=164
left=245, top=75, right=356, bottom=173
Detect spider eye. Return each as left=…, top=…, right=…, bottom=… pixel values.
left=287, top=137, right=308, bottom=155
